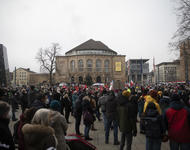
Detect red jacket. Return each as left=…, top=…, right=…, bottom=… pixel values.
left=164, top=101, right=190, bottom=143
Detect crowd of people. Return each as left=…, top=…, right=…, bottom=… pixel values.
left=0, top=83, right=190, bottom=150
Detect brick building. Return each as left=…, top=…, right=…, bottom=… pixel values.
left=180, top=39, right=190, bottom=83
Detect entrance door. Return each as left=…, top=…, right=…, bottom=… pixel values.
left=96, top=76, right=101, bottom=83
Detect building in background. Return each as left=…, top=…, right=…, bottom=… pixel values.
left=147, top=71, right=155, bottom=84
left=155, top=60, right=181, bottom=83
left=126, top=59, right=149, bottom=84
left=13, top=68, right=35, bottom=86
left=55, top=39, right=126, bottom=89
left=0, top=44, right=10, bottom=87
left=180, top=39, right=190, bottom=83
left=29, top=73, right=53, bottom=85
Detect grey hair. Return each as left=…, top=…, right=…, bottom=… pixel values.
left=32, top=108, right=51, bottom=126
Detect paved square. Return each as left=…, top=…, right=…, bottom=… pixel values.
left=11, top=110, right=170, bottom=150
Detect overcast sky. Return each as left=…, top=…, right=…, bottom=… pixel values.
left=0, top=0, right=178, bottom=72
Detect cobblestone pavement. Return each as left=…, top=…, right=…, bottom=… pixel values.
left=10, top=109, right=170, bottom=150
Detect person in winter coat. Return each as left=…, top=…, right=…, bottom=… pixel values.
left=22, top=123, right=57, bottom=150
left=138, top=89, right=148, bottom=134
left=74, top=93, right=85, bottom=135
left=50, top=100, right=61, bottom=112
left=72, top=91, right=78, bottom=110
left=31, top=93, right=48, bottom=110
left=98, top=90, right=108, bottom=130
left=32, top=108, right=68, bottom=150
left=17, top=107, right=37, bottom=150
left=159, top=91, right=170, bottom=113
left=82, top=96, right=94, bottom=140
left=105, top=91, right=120, bottom=145
left=117, top=90, right=137, bottom=150
left=62, top=93, right=72, bottom=123
left=89, top=94, right=97, bottom=131
left=0, top=101, right=15, bottom=150
left=20, top=89, right=28, bottom=113
left=163, top=93, right=190, bottom=150
left=142, top=102, right=165, bottom=150
left=143, top=90, right=161, bottom=115
left=28, top=86, right=37, bottom=107
left=10, top=90, right=18, bottom=121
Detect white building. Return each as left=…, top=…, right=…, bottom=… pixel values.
left=155, top=60, right=181, bottom=83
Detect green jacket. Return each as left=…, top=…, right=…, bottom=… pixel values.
left=117, top=101, right=137, bottom=133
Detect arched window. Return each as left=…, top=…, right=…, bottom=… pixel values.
left=96, top=59, right=102, bottom=72
left=96, top=76, right=101, bottom=83
left=78, top=59, right=83, bottom=72
left=70, top=60, right=75, bottom=72
left=104, top=59, right=110, bottom=72
left=86, top=59, right=93, bottom=71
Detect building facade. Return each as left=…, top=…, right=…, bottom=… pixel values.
left=155, top=60, right=181, bottom=83
left=29, top=73, right=52, bottom=85
left=13, top=68, right=35, bottom=86
left=55, top=39, right=126, bottom=89
left=126, top=59, right=149, bottom=84
left=0, top=44, right=10, bottom=87
left=180, top=39, right=190, bottom=83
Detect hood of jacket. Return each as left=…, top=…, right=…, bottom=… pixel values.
left=170, top=101, right=184, bottom=110
left=117, top=95, right=129, bottom=106
left=107, top=95, right=115, bottom=102
left=22, top=124, right=55, bottom=146
left=83, top=96, right=90, bottom=101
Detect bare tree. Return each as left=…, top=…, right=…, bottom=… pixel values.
left=170, top=0, right=190, bottom=49
left=36, top=43, right=61, bottom=85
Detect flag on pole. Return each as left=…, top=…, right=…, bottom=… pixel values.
left=109, top=80, right=114, bottom=90
left=153, top=57, right=155, bottom=72
left=130, top=80, right=134, bottom=87
left=125, top=82, right=129, bottom=88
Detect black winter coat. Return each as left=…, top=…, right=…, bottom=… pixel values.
left=74, top=99, right=83, bottom=118
left=105, top=95, right=117, bottom=120
left=0, top=118, right=15, bottom=150
left=31, top=100, right=46, bottom=110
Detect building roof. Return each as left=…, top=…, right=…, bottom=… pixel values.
left=127, top=59, right=149, bottom=64
left=156, top=60, right=180, bottom=67
left=65, top=39, right=117, bottom=55
left=128, top=59, right=149, bottom=61
left=17, top=68, right=36, bottom=73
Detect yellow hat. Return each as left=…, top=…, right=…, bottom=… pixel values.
left=122, top=90, right=131, bottom=97
left=158, top=91, right=162, bottom=97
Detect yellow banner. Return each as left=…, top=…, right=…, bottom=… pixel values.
left=115, top=62, right=121, bottom=71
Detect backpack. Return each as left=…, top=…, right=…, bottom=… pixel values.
left=83, top=111, right=93, bottom=125
left=142, top=102, right=162, bottom=139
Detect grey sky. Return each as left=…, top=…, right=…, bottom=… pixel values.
left=0, top=0, right=177, bottom=72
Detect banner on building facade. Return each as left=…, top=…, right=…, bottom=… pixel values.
left=115, top=62, right=121, bottom=71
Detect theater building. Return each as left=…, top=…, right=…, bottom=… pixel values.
left=55, top=39, right=126, bottom=89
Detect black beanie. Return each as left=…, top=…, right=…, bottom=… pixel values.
left=171, top=94, right=180, bottom=101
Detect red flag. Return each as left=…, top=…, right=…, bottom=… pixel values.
left=75, top=86, right=79, bottom=92
left=100, top=85, right=103, bottom=91
left=104, top=85, right=108, bottom=89
left=130, top=80, right=134, bottom=87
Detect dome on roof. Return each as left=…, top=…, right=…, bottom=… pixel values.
left=65, top=39, right=117, bottom=56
